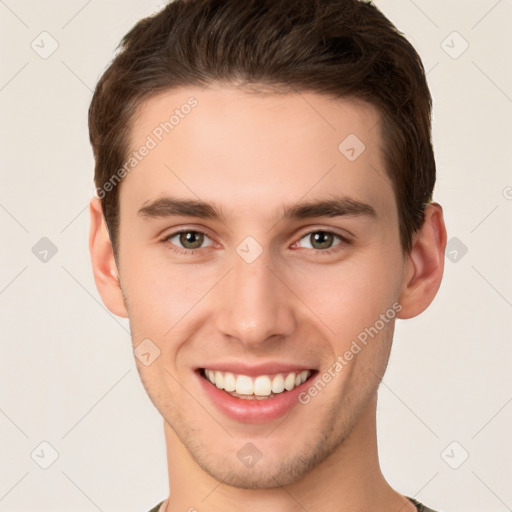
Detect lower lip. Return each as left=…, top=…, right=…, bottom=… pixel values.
left=197, top=370, right=316, bottom=423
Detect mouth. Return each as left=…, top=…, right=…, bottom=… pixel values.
left=199, top=368, right=315, bottom=399
left=196, top=366, right=318, bottom=423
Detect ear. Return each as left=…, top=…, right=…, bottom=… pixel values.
left=89, top=196, right=128, bottom=318
left=397, top=202, right=447, bottom=319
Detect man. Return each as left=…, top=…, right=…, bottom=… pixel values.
left=88, top=1, right=447, bottom=511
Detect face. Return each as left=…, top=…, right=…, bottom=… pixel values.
left=113, top=85, right=409, bottom=487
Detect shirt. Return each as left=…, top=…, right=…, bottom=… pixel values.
left=147, top=496, right=439, bottom=511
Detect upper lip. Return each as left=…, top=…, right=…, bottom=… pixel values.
left=198, top=361, right=316, bottom=377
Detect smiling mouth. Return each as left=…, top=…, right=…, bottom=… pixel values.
left=199, top=368, right=316, bottom=400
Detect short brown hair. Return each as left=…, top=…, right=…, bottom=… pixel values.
left=89, top=0, right=435, bottom=255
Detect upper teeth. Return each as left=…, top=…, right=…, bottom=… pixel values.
left=204, top=369, right=311, bottom=397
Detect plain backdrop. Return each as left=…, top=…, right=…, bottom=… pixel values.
left=0, top=1, right=511, bottom=511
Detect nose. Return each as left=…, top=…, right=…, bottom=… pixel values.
left=214, top=245, right=297, bottom=348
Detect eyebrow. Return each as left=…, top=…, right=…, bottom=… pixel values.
left=137, top=195, right=377, bottom=221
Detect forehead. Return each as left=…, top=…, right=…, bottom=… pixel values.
left=120, top=84, right=395, bottom=223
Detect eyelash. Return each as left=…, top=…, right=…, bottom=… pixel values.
left=162, top=229, right=351, bottom=257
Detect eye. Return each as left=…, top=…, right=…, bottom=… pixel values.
left=162, top=228, right=350, bottom=256
left=294, top=230, right=348, bottom=253
left=164, top=230, right=214, bottom=254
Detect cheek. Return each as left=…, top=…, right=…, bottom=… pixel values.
left=120, top=251, right=215, bottom=338
left=295, top=251, right=402, bottom=345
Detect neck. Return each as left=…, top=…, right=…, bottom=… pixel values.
left=162, top=394, right=414, bottom=512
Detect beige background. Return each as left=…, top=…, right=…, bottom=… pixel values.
left=0, top=1, right=511, bottom=511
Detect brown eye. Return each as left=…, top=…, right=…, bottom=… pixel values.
left=298, top=231, right=343, bottom=251
left=179, top=231, right=204, bottom=249
left=166, top=230, right=213, bottom=252
left=298, top=230, right=349, bottom=253
left=310, top=232, right=334, bottom=249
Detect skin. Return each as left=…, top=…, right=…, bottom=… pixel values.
left=89, top=85, right=447, bottom=512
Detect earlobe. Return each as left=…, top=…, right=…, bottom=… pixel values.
left=89, top=197, right=128, bottom=318
left=397, top=202, right=447, bottom=319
